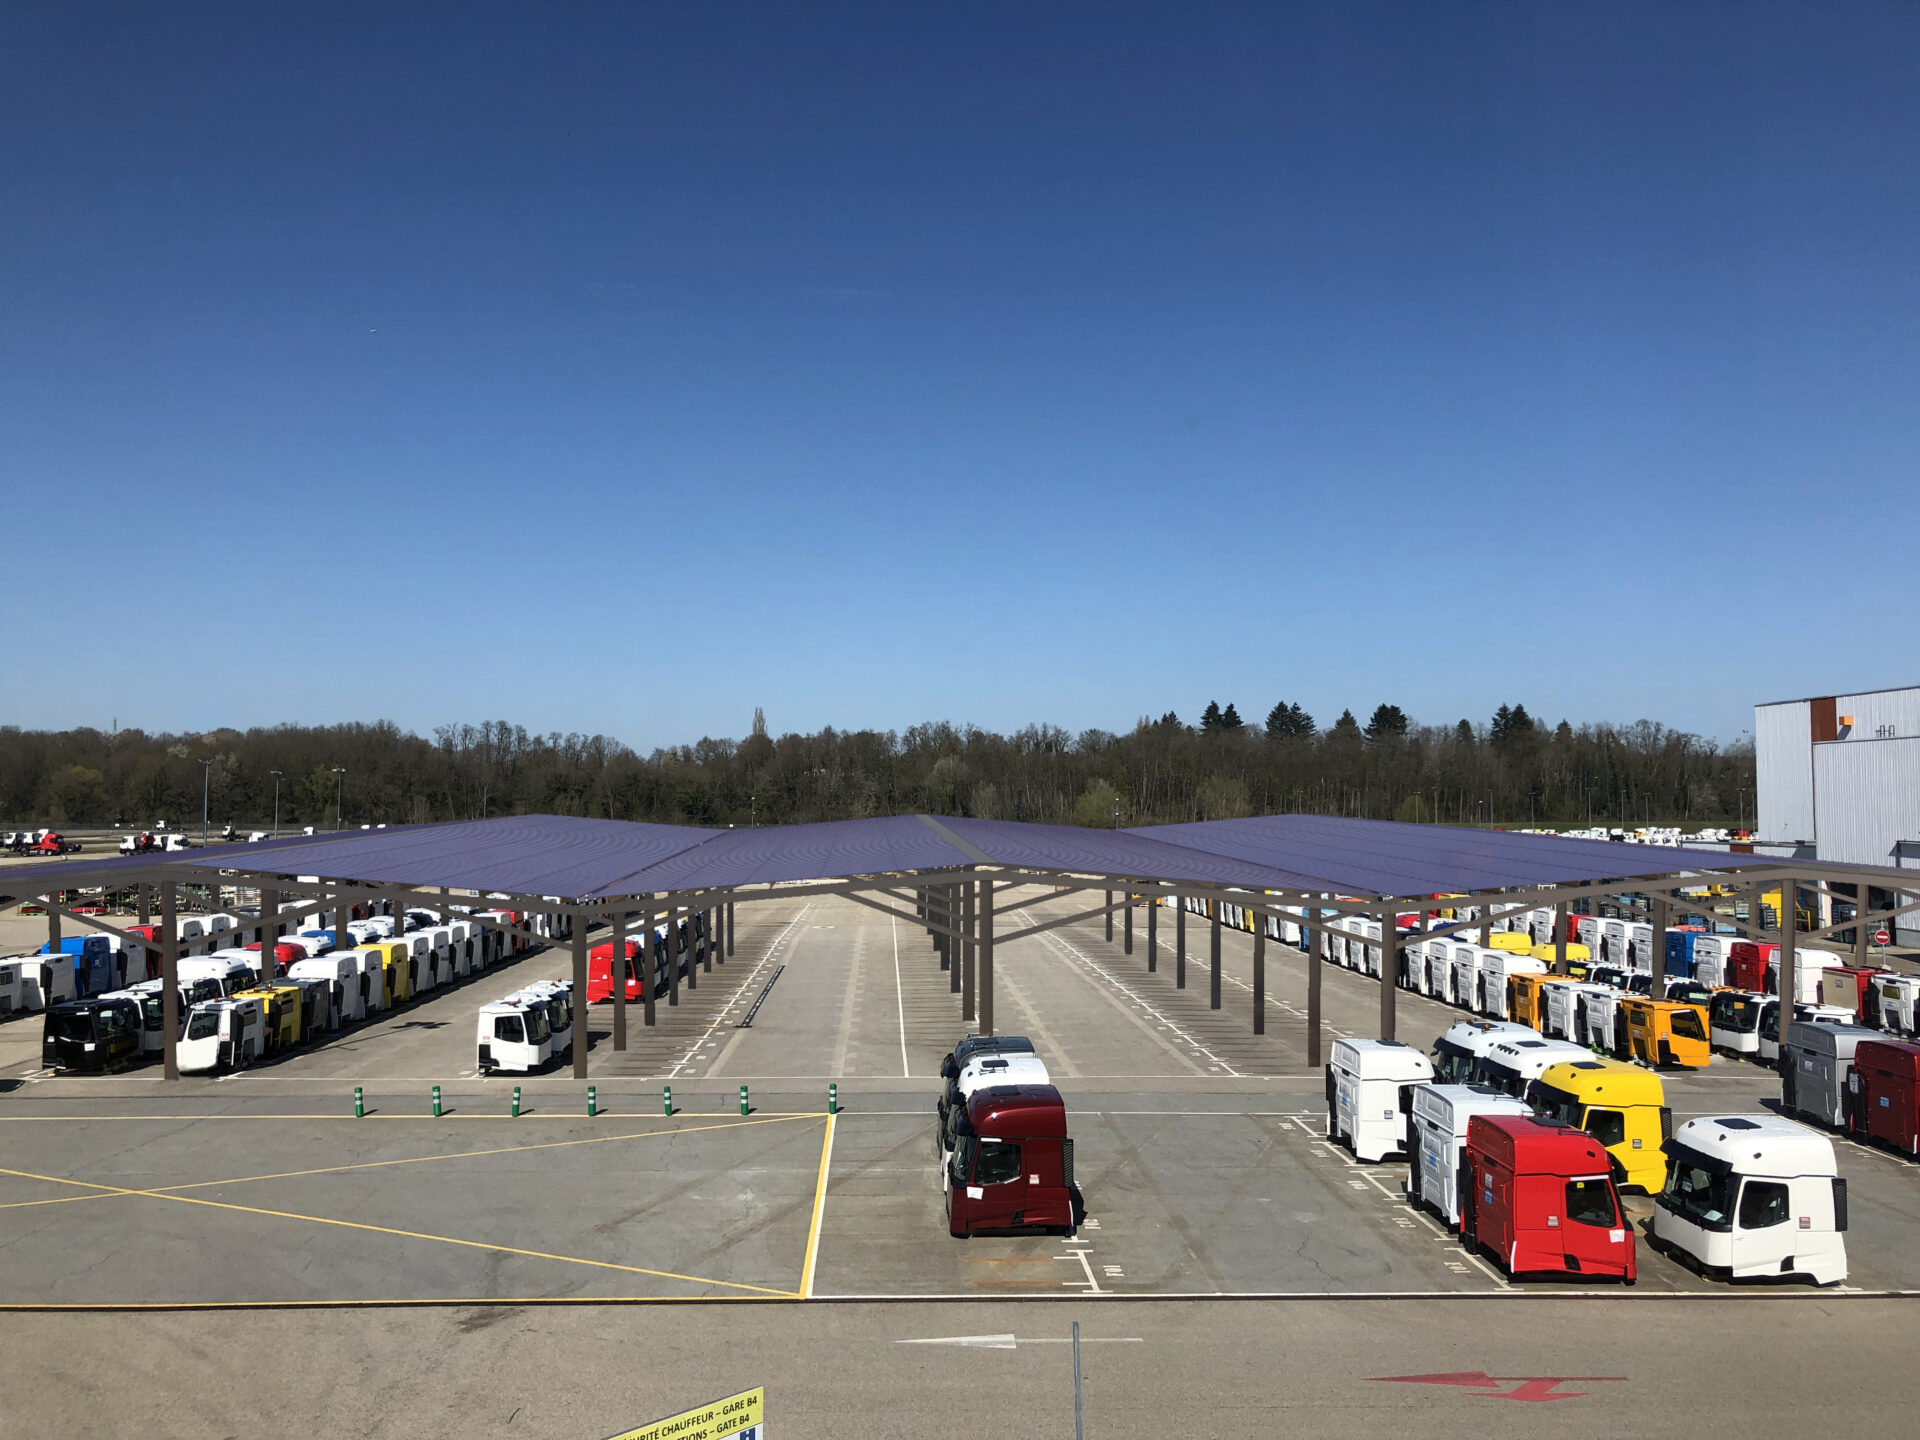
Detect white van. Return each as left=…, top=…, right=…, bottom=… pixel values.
left=1326, top=1038, right=1434, bottom=1162
left=289, top=954, right=364, bottom=1025
left=476, top=997, right=553, bottom=1075
left=1473, top=1036, right=1593, bottom=1098
left=1653, top=1114, right=1847, bottom=1286
left=1407, top=1083, right=1532, bottom=1224
left=1476, top=952, right=1548, bottom=1019
left=177, top=997, right=265, bottom=1074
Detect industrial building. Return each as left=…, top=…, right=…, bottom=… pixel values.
left=1757, top=683, right=1920, bottom=944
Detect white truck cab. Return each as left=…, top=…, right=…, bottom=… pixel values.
left=1654, top=1114, right=1847, bottom=1286
left=288, top=954, right=364, bottom=1025
left=476, top=998, right=552, bottom=1075
left=1709, top=990, right=1768, bottom=1056
left=1474, top=1035, right=1593, bottom=1098
left=514, top=981, right=574, bottom=1058
left=940, top=1052, right=1054, bottom=1167
left=177, top=997, right=265, bottom=1074
left=1432, top=1019, right=1534, bottom=1084
left=1407, top=1083, right=1532, bottom=1224
left=1541, top=980, right=1613, bottom=1043
left=184, top=953, right=261, bottom=996
left=1326, top=1038, right=1434, bottom=1162
left=1476, top=952, right=1547, bottom=1019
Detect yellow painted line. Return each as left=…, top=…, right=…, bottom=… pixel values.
left=147, top=1113, right=821, bottom=1196
left=0, top=1166, right=797, bottom=1299
left=0, top=1191, right=134, bottom=1213
left=798, top=1111, right=836, bottom=1299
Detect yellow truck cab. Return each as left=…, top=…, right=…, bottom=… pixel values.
left=373, top=940, right=412, bottom=1006
left=1508, top=973, right=1549, bottom=1031
left=1487, top=931, right=1533, bottom=954
left=1529, top=941, right=1592, bottom=980
left=1622, top=998, right=1710, bottom=1069
left=1530, top=1058, right=1673, bottom=1193
left=233, top=983, right=302, bottom=1053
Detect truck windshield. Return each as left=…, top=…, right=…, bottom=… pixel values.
left=1670, top=1009, right=1706, bottom=1041
left=1661, top=1144, right=1734, bottom=1231
left=1565, top=1177, right=1618, bottom=1227
left=49, top=1011, right=94, bottom=1043
left=547, top=993, right=571, bottom=1029
left=526, top=1007, right=551, bottom=1044
left=185, top=1011, right=220, bottom=1041
left=1474, top=1061, right=1523, bottom=1096
left=1432, top=1039, right=1476, bottom=1084
left=1710, top=994, right=1760, bottom=1032
left=1529, top=1082, right=1583, bottom=1127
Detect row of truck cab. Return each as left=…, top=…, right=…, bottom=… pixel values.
left=20, top=902, right=558, bottom=1075
left=1328, top=1029, right=1853, bottom=1286
left=933, top=1033, right=1082, bottom=1238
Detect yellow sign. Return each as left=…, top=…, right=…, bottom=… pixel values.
left=606, top=1388, right=764, bottom=1440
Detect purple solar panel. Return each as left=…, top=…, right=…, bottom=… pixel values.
left=938, top=816, right=1338, bottom=891
left=1130, top=815, right=1782, bottom=897
left=587, top=814, right=973, bottom=895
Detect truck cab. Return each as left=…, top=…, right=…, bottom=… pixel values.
left=1709, top=990, right=1766, bottom=1055
left=1474, top=1036, right=1593, bottom=1097
left=1431, top=1019, right=1533, bottom=1084
left=1782, top=1021, right=1879, bottom=1130
left=177, top=998, right=265, bottom=1074
left=1866, top=973, right=1920, bottom=1036
left=233, top=983, right=303, bottom=1053
left=1529, top=1059, right=1672, bottom=1193
left=1654, top=1114, right=1847, bottom=1285
left=1461, top=1114, right=1635, bottom=1282
left=1327, top=1038, right=1435, bottom=1162
left=939, top=1053, right=1052, bottom=1162
left=946, top=1084, right=1080, bottom=1238
left=476, top=998, right=553, bottom=1075
left=938, top=1034, right=1035, bottom=1082
left=1759, top=1001, right=1855, bottom=1064
left=1407, top=1083, right=1530, bottom=1224
left=1538, top=980, right=1612, bottom=1044
left=1478, top=953, right=1547, bottom=1019
left=516, top=981, right=574, bottom=1058
left=41, top=997, right=143, bottom=1073
left=1622, top=998, right=1711, bottom=1069
left=1528, top=942, right=1592, bottom=981
left=1846, top=1038, right=1920, bottom=1157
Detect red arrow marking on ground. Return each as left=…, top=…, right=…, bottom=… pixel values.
left=1374, top=1375, right=1627, bottom=1403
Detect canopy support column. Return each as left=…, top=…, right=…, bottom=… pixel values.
left=667, top=893, right=681, bottom=1006
left=138, top=883, right=150, bottom=925
left=685, top=902, right=697, bottom=992
left=726, top=901, right=734, bottom=957
left=962, top=881, right=976, bottom=1022
left=1778, top=877, right=1797, bottom=1077
left=1176, top=903, right=1187, bottom=989
left=611, top=909, right=628, bottom=1051
left=1146, top=898, right=1157, bottom=973
left=1308, top=917, right=1324, bottom=1069
left=1253, top=925, right=1266, bottom=1035
left=643, top=899, right=659, bottom=1028
left=571, top=916, right=589, bottom=1079
left=46, top=899, right=59, bottom=965
left=1210, top=908, right=1222, bottom=1010
left=1651, top=893, right=1668, bottom=992
left=1105, top=891, right=1113, bottom=943
left=1853, top=884, right=1870, bottom=967
left=979, top=877, right=994, bottom=1038
left=948, top=886, right=961, bottom=994
left=1554, top=900, right=1569, bottom=977
left=160, top=881, right=179, bottom=1081
left=1124, top=892, right=1133, bottom=955
left=1379, top=908, right=1396, bottom=1042
left=704, top=907, right=715, bottom=972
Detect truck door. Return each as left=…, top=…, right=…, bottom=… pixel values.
left=1730, top=1176, right=1791, bottom=1274
left=967, top=1139, right=1027, bottom=1230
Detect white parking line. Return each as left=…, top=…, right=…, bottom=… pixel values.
left=890, top=911, right=909, bottom=1079
left=668, top=905, right=812, bottom=1079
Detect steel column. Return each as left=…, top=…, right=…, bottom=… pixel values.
left=936, top=885, right=949, bottom=969
left=685, top=902, right=697, bottom=991
left=668, top=893, right=680, bottom=1006
left=1253, top=926, right=1266, bottom=1035
left=1379, top=909, right=1396, bottom=1041
left=979, top=876, right=995, bottom=1038
left=1147, top=898, right=1158, bottom=973
left=46, top=899, right=59, bottom=964
left=1210, top=909, right=1221, bottom=1010
left=704, top=907, right=714, bottom=971
left=138, top=883, right=151, bottom=925
left=1106, top=891, right=1113, bottom=943
left=1651, top=893, right=1668, bottom=991
left=1124, top=892, right=1133, bottom=955
left=1853, top=883, right=1871, bottom=967
left=160, top=881, right=179, bottom=1081
left=1778, top=877, right=1797, bottom=1077
left=962, top=881, right=976, bottom=1022
left=571, top=916, right=589, bottom=1079
left=1308, top=919, right=1323, bottom=1069
left=611, top=910, right=628, bottom=1050
left=948, top=885, right=961, bottom=994
left=643, top=901, right=659, bottom=1027
left=1176, top=903, right=1187, bottom=989
left=1554, top=900, right=1568, bottom=976
left=726, top=901, right=734, bottom=957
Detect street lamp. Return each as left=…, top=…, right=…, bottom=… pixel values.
left=270, top=771, right=283, bottom=839
left=332, top=768, right=346, bottom=831
left=200, top=759, right=213, bottom=846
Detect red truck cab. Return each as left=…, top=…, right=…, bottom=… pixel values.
left=1461, top=1114, right=1636, bottom=1283
left=1728, top=941, right=1780, bottom=995
left=1849, top=1039, right=1920, bottom=1158
left=243, top=941, right=306, bottom=977
left=587, top=939, right=646, bottom=1003
left=946, top=1084, right=1080, bottom=1238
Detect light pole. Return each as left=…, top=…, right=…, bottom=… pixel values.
left=270, top=771, right=283, bottom=839
left=332, top=768, right=346, bottom=831
left=200, top=759, right=213, bottom=846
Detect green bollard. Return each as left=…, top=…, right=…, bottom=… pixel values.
left=354, top=1086, right=364, bottom=1119
left=663, top=1084, right=672, bottom=1117
left=511, top=1086, right=521, bottom=1119
left=587, top=1084, right=597, bottom=1118
left=740, top=1083, right=749, bottom=1117
left=829, top=1082, right=837, bottom=1115
left=432, top=1084, right=442, bottom=1118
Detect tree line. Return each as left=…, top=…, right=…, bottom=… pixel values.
left=0, top=700, right=1757, bottom=836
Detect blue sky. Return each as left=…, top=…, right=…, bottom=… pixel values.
left=4, top=3, right=1914, bottom=749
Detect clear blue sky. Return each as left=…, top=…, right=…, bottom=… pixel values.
left=4, top=3, right=1914, bottom=749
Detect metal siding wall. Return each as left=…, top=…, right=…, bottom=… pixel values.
left=1812, top=737, right=1920, bottom=944
left=1756, top=700, right=1814, bottom=843
left=1836, top=686, right=1920, bottom=742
